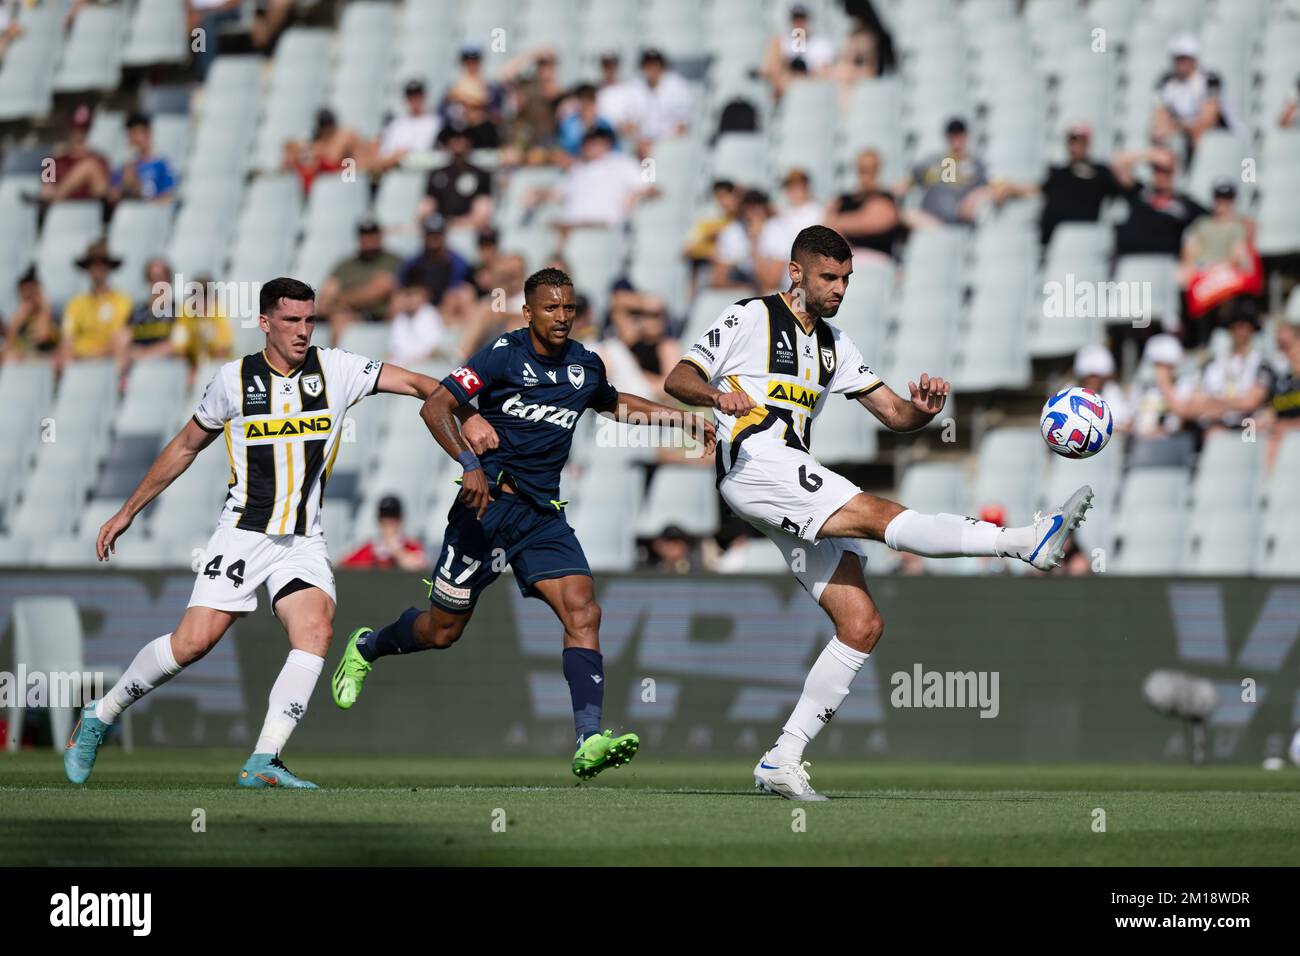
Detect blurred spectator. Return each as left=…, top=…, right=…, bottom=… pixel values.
left=833, top=19, right=882, bottom=106
left=58, top=241, right=131, bottom=370
left=895, top=118, right=1029, bottom=227
left=469, top=227, right=501, bottom=297
left=762, top=4, right=837, bottom=99
left=501, top=47, right=564, bottom=165
left=1073, top=343, right=1132, bottom=434
left=120, top=258, right=179, bottom=369
left=1264, top=321, right=1300, bottom=471
left=37, top=104, right=109, bottom=204
left=824, top=148, right=903, bottom=262
left=1151, top=35, right=1239, bottom=160
left=187, top=0, right=242, bottom=79
left=438, top=44, right=504, bottom=149
left=386, top=281, right=448, bottom=365
left=172, top=272, right=232, bottom=375
left=2, top=267, right=57, bottom=362
left=0, top=2, right=23, bottom=66
left=1111, top=147, right=1207, bottom=258
left=110, top=113, right=178, bottom=203
left=282, top=108, right=365, bottom=195
left=529, top=127, right=653, bottom=230
left=419, top=125, right=493, bottom=231
left=340, top=496, right=428, bottom=571
left=600, top=284, right=680, bottom=399
left=684, top=180, right=740, bottom=296
left=646, top=525, right=701, bottom=574
left=1280, top=76, right=1299, bottom=127
left=767, top=169, right=823, bottom=254
left=1176, top=302, right=1270, bottom=432
left=620, top=49, right=692, bottom=152
left=1129, top=332, right=1192, bottom=438
left=713, top=188, right=774, bottom=289
left=595, top=51, right=638, bottom=134
left=397, top=215, right=473, bottom=319
left=1058, top=538, right=1093, bottom=577
left=251, top=0, right=296, bottom=51
left=1180, top=179, right=1261, bottom=337
left=317, top=219, right=402, bottom=342
left=1039, top=123, right=1121, bottom=245
left=556, top=83, right=616, bottom=160
left=375, top=78, right=440, bottom=172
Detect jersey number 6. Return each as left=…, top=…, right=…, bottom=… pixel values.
left=798, top=464, right=823, bottom=492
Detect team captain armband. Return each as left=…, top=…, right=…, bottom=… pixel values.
left=449, top=365, right=484, bottom=397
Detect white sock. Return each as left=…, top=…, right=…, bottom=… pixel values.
left=253, top=649, right=324, bottom=756
left=772, top=637, right=869, bottom=764
left=883, top=509, right=1034, bottom=558
left=96, top=635, right=181, bottom=725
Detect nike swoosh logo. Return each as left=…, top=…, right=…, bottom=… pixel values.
left=759, top=761, right=780, bottom=770
left=1029, top=514, right=1064, bottom=561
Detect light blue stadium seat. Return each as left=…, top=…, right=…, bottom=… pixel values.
left=123, top=0, right=189, bottom=66
left=55, top=4, right=127, bottom=92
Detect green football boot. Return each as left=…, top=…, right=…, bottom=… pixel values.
left=572, top=729, right=640, bottom=780
left=332, top=626, right=373, bottom=709
left=238, top=753, right=319, bottom=789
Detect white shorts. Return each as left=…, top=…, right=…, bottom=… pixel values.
left=720, top=444, right=867, bottom=603
left=187, top=525, right=336, bottom=615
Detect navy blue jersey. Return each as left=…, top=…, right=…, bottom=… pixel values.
left=440, top=328, right=619, bottom=510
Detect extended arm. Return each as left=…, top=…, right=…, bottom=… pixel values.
left=97, top=419, right=221, bottom=559
left=857, top=373, right=950, bottom=432
left=664, top=360, right=756, bottom=417
left=419, top=383, right=492, bottom=517
left=591, top=387, right=716, bottom=457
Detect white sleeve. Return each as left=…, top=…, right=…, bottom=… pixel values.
left=829, top=331, right=884, bottom=399
left=193, top=367, right=232, bottom=431
left=330, top=348, right=384, bottom=406
left=682, top=300, right=753, bottom=382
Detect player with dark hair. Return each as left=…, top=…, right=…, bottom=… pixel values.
left=331, top=268, right=715, bottom=780
left=65, top=277, right=460, bottom=789
left=664, top=225, right=1093, bottom=800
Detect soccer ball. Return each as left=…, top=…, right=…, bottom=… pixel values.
left=1040, top=386, right=1113, bottom=459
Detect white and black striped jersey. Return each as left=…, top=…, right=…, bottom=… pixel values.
left=682, top=292, right=883, bottom=479
left=192, top=346, right=383, bottom=537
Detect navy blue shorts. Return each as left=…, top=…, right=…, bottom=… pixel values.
left=427, top=492, right=591, bottom=613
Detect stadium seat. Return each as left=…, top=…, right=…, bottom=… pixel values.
left=0, top=3, right=60, bottom=120
left=1179, top=508, right=1257, bottom=575
left=636, top=465, right=718, bottom=537
left=6, top=597, right=131, bottom=753
left=810, top=394, right=879, bottom=466
left=1189, top=430, right=1263, bottom=512
left=109, top=202, right=175, bottom=302
left=54, top=4, right=127, bottom=93
left=123, top=0, right=189, bottom=66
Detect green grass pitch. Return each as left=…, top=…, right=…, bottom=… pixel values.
left=2, top=751, right=1298, bottom=865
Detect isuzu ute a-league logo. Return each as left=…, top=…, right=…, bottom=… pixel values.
left=50, top=886, right=152, bottom=936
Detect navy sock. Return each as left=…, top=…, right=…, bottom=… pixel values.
left=357, top=607, right=423, bottom=662
left=562, top=647, right=604, bottom=747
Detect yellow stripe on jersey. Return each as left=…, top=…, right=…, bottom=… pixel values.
left=278, top=443, right=294, bottom=534
left=729, top=405, right=769, bottom=442
left=223, top=421, right=235, bottom=488
left=323, top=432, right=343, bottom=481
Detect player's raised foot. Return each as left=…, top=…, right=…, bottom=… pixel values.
left=63, top=702, right=109, bottom=785
left=753, top=752, right=830, bottom=801
left=238, top=753, right=319, bottom=789
left=572, top=729, right=640, bottom=781
left=1021, top=484, right=1094, bottom=571
left=332, top=626, right=373, bottom=709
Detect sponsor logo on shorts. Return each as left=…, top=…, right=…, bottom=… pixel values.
left=243, top=414, right=333, bottom=439
left=433, top=577, right=471, bottom=607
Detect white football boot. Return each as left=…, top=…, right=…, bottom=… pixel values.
left=753, top=752, right=830, bottom=801
left=1016, top=484, right=1094, bottom=571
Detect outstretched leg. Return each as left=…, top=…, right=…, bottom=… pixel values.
left=818, top=485, right=1094, bottom=571
left=65, top=606, right=236, bottom=784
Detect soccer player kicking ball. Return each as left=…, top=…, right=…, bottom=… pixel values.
left=331, top=268, right=715, bottom=780
left=664, top=226, right=1093, bottom=801
left=66, top=278, right=454, bottom=789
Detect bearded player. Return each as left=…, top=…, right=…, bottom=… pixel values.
left=331, top=268, right=715, bottom=780
left=664, top=226, right=1092, bottom=800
